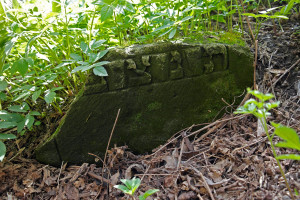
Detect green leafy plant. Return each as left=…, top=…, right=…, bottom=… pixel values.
left=114, top=177, right=159, bottom=200
left=234, top=88, right=300, bottom=200
left=242, top=8, right=288, bottom=40
left=69, top=41, right=109, bottom=76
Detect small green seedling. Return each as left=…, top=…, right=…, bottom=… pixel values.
left=235, top=88, right=300, bottom=200
left=114, top=177, right=159, bottom=200
left=0, top=133, right=16, bottom=162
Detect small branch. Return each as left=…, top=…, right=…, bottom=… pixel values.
left=101, top=109, right=121, bottom=185
left=268, top=58, right=300, bottom=93
left=190, top=165, right=215, bottom=200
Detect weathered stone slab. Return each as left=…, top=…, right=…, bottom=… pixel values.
left=35, top=42, right=253, bottom=166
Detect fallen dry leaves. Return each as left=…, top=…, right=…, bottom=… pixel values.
left=0, top=110, right=299, bottom=199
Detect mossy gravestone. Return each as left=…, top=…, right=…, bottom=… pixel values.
left=36, top=42, right=253, bottom=166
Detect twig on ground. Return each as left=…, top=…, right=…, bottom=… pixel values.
left=87, top=172, right=112, bottom=186
left=176, top=139, right=185, bottom=171
left=57, top=161, right=64, bottom=188
left=268, top=58, right=300, bottom=93
left=101, top=108, right=121, bottom=184
left=147, top=125, right=193, bottom=157
left=190, top=165, right=215, bottom=200
left=186, top=114, right=248, bottom=139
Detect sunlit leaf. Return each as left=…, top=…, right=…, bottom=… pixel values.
left=32, top=90, right=41, bottom=102
left=0, top=121, right=16, bottom=129
left=169, top=28, right=176, bottom=39
left=101, top=5, right=114, bottom=21
left=70, top=53, right=83, bottom=61
left=273, top=124, right=300, bottom=151
left=11, top=58, right=28, bottom=76
left=0, top=80, right=7, bottom=91
left=25, top=114, right=35, bottom=129
left=139, top=189, right=159, bottom=200
left=276, top=154, right=300, bottom=160
left=93, top=66, right=108, bottom=76
left=44, top=90, right=56, bottom=104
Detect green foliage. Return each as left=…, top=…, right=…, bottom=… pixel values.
left=0, top=0, right=296, bottom=162
left=114, top=177, right=159, bottom=200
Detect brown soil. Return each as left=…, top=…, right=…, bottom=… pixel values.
left=0, top=12, right=300, bottom=200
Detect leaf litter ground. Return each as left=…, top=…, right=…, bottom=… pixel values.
left=0, top=17, right=300, bottom=200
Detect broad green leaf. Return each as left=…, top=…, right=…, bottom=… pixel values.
left=158, top=28, right=173, bottom=37
left=153, top=23, right=174, bottom=32
left=0, top=134, right=16, bottom=140
left=247, top=88, right=274, bottom=101
left=228, top=9, right=236, bottom=15
left=176, top=16, right=193, bottom=24
left=25, top=115, right=35, bottom=129
left=131, top=178, right=141, bottom=194
left=80, top=42, right=90, bottom=54
left=0, top=0, right=6, bottom=21
left=0, top=121, right=16, bottom=129
left=0, top=92, right=6, bottom=100
left=44, top=90, right=56, bottom=104
left=0, top=80, right=7, bottom=91
left=278, top=0, right=295, bottom=15
left=0, top=112, right=23, bottom=122
left=269, top=15, right=289, bottom=19
left=12, top=0, right=21, bottom=9
left=51, top=87, right=64, bottom=92
left=1, top=39, right=15, bottom=72
left=119, top=177, right=141, bottom=195
left=101, top=5, right=114, bottom=21
left=11, top=58, right=28, bottom=76
left=32, top=90, right=41, bottom=102
left=90, top=61, right=110, bottom=68
left=242, top=13, right=257, bottom=18
left=89, top=50, right=109, bottom=63
left=265, top=101, right=280, bottom=110
left=114, top=185, right=131, bottom=194
left=17, top=119, right=26, bottom=133
left=276, top=154, right=300, bottom=160
left=8, top=103, right=29, bottom=113
left=25, top=34, right=42, bottom=57
left=93, top=66, right=108, bottom=76
left=72, top=65, right=89, bottom=73
left=90, top=39, right=106, bottom=50
left=80, top=65, right=95, bottom=72
left=0, top=141, right=6, bottom=162
left=139, top=189, right=159, bottom=200
left=70, top=53, right=83, bottom=61
left=211, top=15, right=226, bottom=23
left=29, top=111, right=40, bottom=116
left=169, top=28, right=176, bottom=39
left=273, top=124, right=300, bottom=151
left=13, top=91, right=31, bottom=102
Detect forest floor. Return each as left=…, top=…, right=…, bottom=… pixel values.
left=0, top=15, right=300, bottom=200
